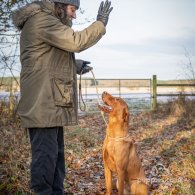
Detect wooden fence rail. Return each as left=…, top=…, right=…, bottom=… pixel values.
left=152, top=75, right=195, bottom=110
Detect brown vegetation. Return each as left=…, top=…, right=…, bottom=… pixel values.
left=0, top=98, right=195, bottom=194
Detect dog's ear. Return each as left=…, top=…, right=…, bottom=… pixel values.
left=98, top=104, right=112, bottom=113
left=123, top=107, right=129, bottom=122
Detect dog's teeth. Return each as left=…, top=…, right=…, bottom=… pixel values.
left=98, top=103, right=112, bottom=110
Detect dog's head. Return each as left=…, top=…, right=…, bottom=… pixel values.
left=98, top=91, right=129, bottom=123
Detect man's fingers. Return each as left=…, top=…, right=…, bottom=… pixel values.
left=85, top=65, right=93, bottom=70
left=104, top=0, right=109, bottom=9
left=105, top=1, right=111, bottom=12
left=82, top=65, right=93, bottom=74
left=84, top=61, right=91, bottom=65
left=107, top=6, right=113, bottom=15
left=96, top=0, right=113, bottom=26
left=98, top=1, right=104, bottom=13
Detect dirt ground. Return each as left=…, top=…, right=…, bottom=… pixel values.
left=65, top=106, right=195, bottom=195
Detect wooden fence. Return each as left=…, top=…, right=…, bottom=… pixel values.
left=77, top=78, right=152, bottom=113
left=152, top=75, right=195, bottom=110
left=1, top=75, right=195, bottom=113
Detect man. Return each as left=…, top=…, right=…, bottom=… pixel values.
left=12, top=0, right=113, bottom=194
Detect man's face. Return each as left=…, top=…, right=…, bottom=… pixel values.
left=66, top=5, right=77, bottom=19
left=58, top=4, right=77, bottom=26
left=61, top=4, right=77, bottom=20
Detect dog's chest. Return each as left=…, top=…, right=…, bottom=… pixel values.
left=103, top=141, right=117, bottom=172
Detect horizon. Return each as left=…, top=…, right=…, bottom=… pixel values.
left=1, top=75, right=195, bottom=81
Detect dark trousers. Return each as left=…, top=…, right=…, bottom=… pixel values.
left=29, top=127, right=65, bottom=195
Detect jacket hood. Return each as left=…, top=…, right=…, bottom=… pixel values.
left=12, top=0, right=54, bottom=31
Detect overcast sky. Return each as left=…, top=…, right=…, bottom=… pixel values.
left=73, top=0, right=195, bottom=80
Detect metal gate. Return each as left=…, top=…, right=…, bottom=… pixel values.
left=77, top=78, right=152, bottom=113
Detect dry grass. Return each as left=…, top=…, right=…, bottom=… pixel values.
left=0, top=98, right=194, bottom=194
left=0, top=104, right=32, bottom=194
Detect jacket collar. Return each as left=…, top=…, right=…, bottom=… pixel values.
left=12, top=0, right=55, bottom=31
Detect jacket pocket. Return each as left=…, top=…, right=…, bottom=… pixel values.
left=53, top=78, right=73, bottom=107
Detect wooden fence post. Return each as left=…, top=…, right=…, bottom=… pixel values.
left=9, top=77, right=14, bottom=113
left=119, top=79, right=121, bottom=97
left=152, top=75, right=157, bottom=111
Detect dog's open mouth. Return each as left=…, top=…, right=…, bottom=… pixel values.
left=98, top=102, right=112, bottom=112
left=98, top=93, right=113, bottom=112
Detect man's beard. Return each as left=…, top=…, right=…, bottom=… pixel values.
left=60, top=9, right=73, bottom=27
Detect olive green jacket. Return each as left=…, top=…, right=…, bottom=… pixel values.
left=12, top=0, right=106, bottom=128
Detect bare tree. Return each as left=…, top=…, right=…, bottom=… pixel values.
left=0, top=0, right=31, bottom=87
left=179, top=47, right=195, bottom=81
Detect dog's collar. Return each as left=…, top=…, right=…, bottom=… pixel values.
left=130, top=178, right=150, bottom=187
left=107, top=134, right=132, bottom=142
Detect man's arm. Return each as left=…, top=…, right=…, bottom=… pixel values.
left=40, top=0, right=113, bottom=53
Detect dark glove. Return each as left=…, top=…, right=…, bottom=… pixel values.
left=97, top=0, right=113, bottom=26
left=76, top=59, right=93, bottom=75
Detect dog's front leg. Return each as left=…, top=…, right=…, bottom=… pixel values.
left=104, top=164, right=112, bottom=195
left=117, top=171, right=125, bottom=195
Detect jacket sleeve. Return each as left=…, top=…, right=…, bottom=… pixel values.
left=40, top=15, right=106, bottom=53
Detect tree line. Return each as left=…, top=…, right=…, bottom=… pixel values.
left=0, top=0, right=31, bottom=87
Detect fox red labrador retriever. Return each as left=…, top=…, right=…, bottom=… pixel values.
left=98, top=91, right=149, bottom=195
